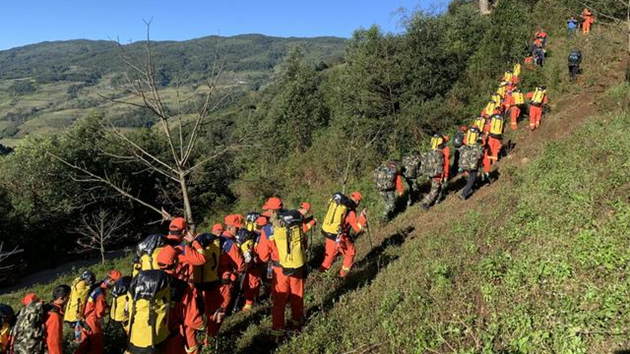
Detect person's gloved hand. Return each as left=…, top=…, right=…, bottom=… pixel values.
left=243, top=250, right=252, bottom=264
left=213, top=308, right=226, bottom=323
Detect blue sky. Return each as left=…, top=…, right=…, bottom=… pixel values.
left=0, top=0, right=448, bottom=50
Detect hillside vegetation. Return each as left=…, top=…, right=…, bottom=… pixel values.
left=0, top=34, right=345, bottom=145
left=1, top=0, right=630, bottom=353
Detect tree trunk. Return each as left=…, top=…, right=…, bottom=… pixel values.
left=479, top=0, right=491, bottom=15
left=179, top=172, right=194, bottom=231
left=100, top=243, right=105, bottom=264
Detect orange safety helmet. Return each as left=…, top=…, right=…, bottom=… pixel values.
left=225, top=214, right=245, bottom=229
left=169, top=217, right=187, bottom=232
left=350, top=191, right=363, bottom=202
left=300, top=202, right=312, bottom=213
left=262, top=197, right=283, bottom=211
left=21, top=293, right=39, bottom=306
left=108, top=270, right=122, bottom=282
left=157, top=246, right=178, bottom=270
left=211, top=223, right=224, bottom=234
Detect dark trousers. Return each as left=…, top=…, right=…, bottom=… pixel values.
left=460, top=170, right=478, bottom=200
left=569, top=64, right=579, bottom=81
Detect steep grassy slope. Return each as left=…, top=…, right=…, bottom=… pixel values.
left=269, top=34, right=630, bottom=354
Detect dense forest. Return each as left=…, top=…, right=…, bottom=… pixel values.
left=0, top=0, right=626, bottom=270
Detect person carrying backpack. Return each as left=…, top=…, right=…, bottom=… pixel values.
left=0, top=304, right=15, bottom=354
left=127, top=247, right=188, bottom=354
left=482, top=114, right=505, bottom=173
left=133, top=217, right=207, bottom=354
left=420, top=135, right=450, bottom=211
left=319, top=192, right=367, bottom=278
left=451, top=126, right=468, bottom=176
left=533, top=44, right=545, bottom=67
left=568, top=48, right=583, bottom=82
left=527, top=86, right=549, bottom=131
left=75, top=270, right=122, bottom=354
left=373, top=161, right=403, bottom=220
left=238, top=216, right=264, bottom=312
left=458, top=127, right=485, bottom=201
left=401, top=154, right=422, bottom=206
left=45, top=285, right=71, bottom=354
left=204, top=215, right=245, bottom=346
left=505, top=88, right=525, bottom=130
left=12, top=295, right=46, bottom=354
left=266, top=207, right=315, bottom=342
left=567, top=16, right=579, bottom=39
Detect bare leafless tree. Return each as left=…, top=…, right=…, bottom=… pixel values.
left=74, top=209, right=131, bottom=264
left=50, top=22, right=247, bottom=228
left=0, top=243, right=19, bottom=264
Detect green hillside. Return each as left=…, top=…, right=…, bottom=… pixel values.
left=1, top=0, right=630, bottom=353
left=0, top=34, right=345, bottom=145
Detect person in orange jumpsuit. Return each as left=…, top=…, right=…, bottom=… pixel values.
left=204, top=214, right=244, bottom=344
left=45, top=285, right=70, bottom=354
left=74, top=270, right=121, bottom=354
left=484, top=114, right=504, bottom=169
left=504, top=88, right=523, bottom=130
left=581, top=8, right=594, bottom=35
left=156, top=246, right=190, bottom=354
left=319, top=192, right=367, bottom=278
left=421, top=137, right=450, bottom=211
left=164, top=217, right=208, bottom=354
left=262, top=200, right=321, bottom=343
left=527, top=87, right=548, bottom=131
left=242, top=217, right=264, bottom=312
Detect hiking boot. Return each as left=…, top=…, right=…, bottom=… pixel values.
left=458, top=194, right=466, bottom=201
left=421, top=203, right=430, bottom=211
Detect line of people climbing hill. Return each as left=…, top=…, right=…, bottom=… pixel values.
left=374, top=30, right=553, bottom=221
left=0, top=27, right=583, bottom=354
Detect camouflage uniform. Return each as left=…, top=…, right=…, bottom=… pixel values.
left=421, top=178, right=443, bottom=209
left=379, top=190, right=397, bottom=219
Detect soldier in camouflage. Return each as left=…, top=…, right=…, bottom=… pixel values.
left=420, top=135, right=450, bottom=211
left=373, top=161, right=403, bottom=221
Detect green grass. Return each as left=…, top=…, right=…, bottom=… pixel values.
left=275, top=99, right=630, bottom=354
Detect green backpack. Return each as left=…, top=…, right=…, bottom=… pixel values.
left=459, top=144, right=484, bottom=171
left=402, top=154, right=422, bottom=179
left=11, top=301, right=47, bottom=354
left=420, top=150, right=445, bottom=178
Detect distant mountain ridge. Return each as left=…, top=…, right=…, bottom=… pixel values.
left=0, top=33, right=346, bottom=145
left=0, top=33, right=347, bottom=81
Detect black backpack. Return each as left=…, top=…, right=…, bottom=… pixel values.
left=0, top=304, right=15, bottom=327
left=568, top=50, right=582, bottom=65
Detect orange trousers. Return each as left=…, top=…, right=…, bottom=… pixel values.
left=75, top=316, right=103, bottom=354
left=242, top=265, right=263, bottom=310
left=75, top=331, right=103, bottom=354
left=487, top=137, right=502, bottom=163
left=529, top=105, right=543, bottom=130
left=509, top=106, right=521, bottom=130
left=320, top=237, right=356, bottom=275
left=203, top=283, right=232, bottom=338
left=583, top=19, right=593, bottom=34
left=182, top=287, right=204, bottom=354
left=271, top=266, right=304, bottom=335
